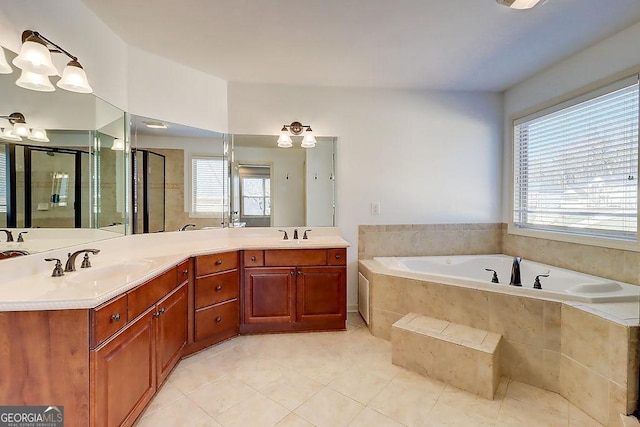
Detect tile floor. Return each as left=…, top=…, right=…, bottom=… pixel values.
left=136, top=313, right=604, bottom=427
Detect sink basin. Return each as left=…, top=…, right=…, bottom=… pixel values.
left=65, top=259, right=156, bottom=285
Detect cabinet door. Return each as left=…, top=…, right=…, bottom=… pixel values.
left=244, top=267, right=295, bottom=324
left=156, top=283, right=188, bottom=386
left=91, top=308, right=156, bottom=427
left=296, top=266, right=346, bottom=323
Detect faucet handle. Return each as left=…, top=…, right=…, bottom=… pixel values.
left=303, top=229, right=311, bottom=240
left=278, top=229, right=289, bottom=240
left=484, top=268, right=499, bottom=283
left=533, top=274, right=549, bottom=289
left=45, top=258, right=64, bottom=277
left=81, top=253, right=92, bottom=268
left=17, top=231, right=28, bottom=243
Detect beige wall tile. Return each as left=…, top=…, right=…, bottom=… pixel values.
left=609, top=322, right=630, bottom=387
left=609, top=381, right=631, bottom=424
left=501, top=340, right=544, bottom=389
left=489, top=293, right=544, bottom=348
left=544, top=301, right=562, bottom=352
left=543, top=350, right=561, bottom=393
left=559, top=354, right=609, bottom=425
left=440, top=286, right=491, bottom=330
left=561, top=305, right=610, bottom=378
left=370, top=308, right=404, bottom=340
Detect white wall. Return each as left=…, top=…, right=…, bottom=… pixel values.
left=502, top=21, right=640, bottom=223
left=228, top=84, right=504, bottom=306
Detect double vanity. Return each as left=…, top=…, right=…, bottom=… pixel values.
left=0, top=227, right=349, bottom=427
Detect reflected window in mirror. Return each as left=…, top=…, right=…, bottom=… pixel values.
left=0, top=145, right=7, bottom=228
left=191, top=155, right=229, bottom=216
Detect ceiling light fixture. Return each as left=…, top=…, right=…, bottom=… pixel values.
left=12, top=30, right=93, bottom=94
left=143, top=121, right=167, bottom=129
left=496, top=0, right=546, bottom=9
left=277, top=121, right=316, bottom=148
left=0, top=112, right=49, bottom=142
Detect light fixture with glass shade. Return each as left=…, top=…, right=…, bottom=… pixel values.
left=496, top=0, right=546, bottom=9
left=111, top=139, right=125, bottom=151
left=29, top=128, right=50, bottom=143
left=0, top=46, right=12, bottom=74
left=1, top=112, right=50, bottom=142
left=277, top=121, right=317, bottom=148
left=12, top=30, right=93, bottom=94
left=16, top=69, right=55, bottom=92
left=0, top=128, right=22, bottom=142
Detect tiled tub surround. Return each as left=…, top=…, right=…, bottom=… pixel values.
left=359, top=259, right=639, bottom=427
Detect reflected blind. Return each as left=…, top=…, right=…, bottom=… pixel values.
left=513, top=75, right=639, bottom=240
left=0, top=148, right=6, bottom=213
left=191, top=156, right=229, bottom=214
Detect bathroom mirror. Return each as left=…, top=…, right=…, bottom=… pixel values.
left=0, top=49, right=127, bottom=255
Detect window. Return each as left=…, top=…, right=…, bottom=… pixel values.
left=241, top=176, right=271, bottom=216
left=191, top=156, right=229, bottom=215
left=513, top=75, right=639, bottom=241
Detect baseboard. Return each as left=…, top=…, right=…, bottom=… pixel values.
left=347, top=304, right=358, bottom=313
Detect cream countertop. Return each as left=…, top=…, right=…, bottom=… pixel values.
left=0, top=227, right=349, bottom=312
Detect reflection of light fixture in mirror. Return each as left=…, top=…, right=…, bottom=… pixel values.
left=143, top=121, right=167, bottom=129
left=496, top=0, right=546, bottom=9
left=0, top=128, right=22, bottom=142
left=16, top=69, right=55, bottom=92
left=111, top=139, right=125, bottom=151
left=29, top=128, right=50, bottom=143
left=278, top=121, right=316, bottom=148
left=0, top=46, right=12, bottom=74
left=12, top=30, right=93, bottom=94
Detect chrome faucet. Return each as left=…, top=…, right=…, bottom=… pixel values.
left=179, top=224, right=196, bottom=231
left=509, top=256, right=522, bottom=286
left=0, top=229, right=14, bottom=242
left=65, top=249, right=100, bottom=272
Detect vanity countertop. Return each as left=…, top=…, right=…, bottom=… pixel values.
left=0, top=227, right=349, bottom=312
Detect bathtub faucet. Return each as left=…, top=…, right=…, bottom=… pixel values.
left=509, top=257, right=522, bottom=287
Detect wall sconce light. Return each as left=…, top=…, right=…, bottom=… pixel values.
left=0, top=46, right=12, bottom=74
left=496, top=0, right=546, bottom=9
left=277, top=121, right=317, bottom=148
left=111, top=139, right=125, bottom=151
left=11, top=30, right=93, bottom=94
left=0, top=112, right=49, bottom=142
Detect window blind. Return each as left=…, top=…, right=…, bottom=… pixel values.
left=513, top=75, right=639, bottom=240
left=191, top=156, right=229, bottom=214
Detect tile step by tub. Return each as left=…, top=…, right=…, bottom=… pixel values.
left=391, top=312, right=502, bottom=400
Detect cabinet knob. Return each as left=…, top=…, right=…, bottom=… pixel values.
left=183, top=269, right=188, bottom=275
left=215, top=316, right=222, bottom=323
left=158, top=308, right=166, bottom=314
left=335, top=254, right=341, bottom=259
left=215, top=285, right=223, bottom=291
left=215, top=260, right=223, bottom=266
left=297, top=270, right=302, bottom=276
left=153, top=311, right=160, bottom=318
left=251, top=256, right=256, bottom=262
left=290, top=271, right=295, bottom=276
left=111, top=313, right=121, bottom=322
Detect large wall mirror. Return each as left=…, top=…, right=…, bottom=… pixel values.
left=0, top=50, right=126, bottom=256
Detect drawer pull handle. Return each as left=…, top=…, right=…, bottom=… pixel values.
left=183, top=269, right=188, bottom=275
left=215, top=316, right=222, bottom=323
left=335, top=254, right=341, bottom=259
left=158, top=308, right=166, bottom=315
left=215, top=285, right=223, bottom=291
left=111, top=313, right=121, bottom=322
left=251, top=256, right=256, bottom=262
left=215, top=260, right=223, bottom=266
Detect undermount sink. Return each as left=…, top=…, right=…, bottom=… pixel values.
left=64, top=259, right=157, bottom=285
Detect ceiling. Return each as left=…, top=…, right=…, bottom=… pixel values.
left=80, top=0, right=640, bottom=91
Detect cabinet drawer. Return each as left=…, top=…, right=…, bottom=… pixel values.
left=264, top=249, right=327, bottom=266
left=195, top=270, right=239, bottom=309
left=128, top=267, right=177, bottom=320
left=91, top=293, right=128, bottom=348
left=195, top=300, right=239, bottom=341
left=243, top=250, right=264, bottom=267
left=196, top=252, right=238, bottom=276
left=177, top=259, right=190, bottom=284
left=327, top=249, right=347, bottom=266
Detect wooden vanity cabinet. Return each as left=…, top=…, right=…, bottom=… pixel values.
left=192, top=251, right=240, bottom=349
left=241, top=248, right=346, bottom=333
left=90, top=268, right=187, bottom=427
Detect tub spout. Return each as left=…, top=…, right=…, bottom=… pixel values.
left=509, top=257, right=522, bottom=287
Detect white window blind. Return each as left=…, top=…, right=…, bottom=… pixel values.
left=191, top=156, right=229, bottom=214
left=0, top=148, right=6, bottom=214
left=513, top=75, right=639, bottom=241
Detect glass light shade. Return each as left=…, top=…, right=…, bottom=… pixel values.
left=301, top=130, right=317, bottom=148
left=12, top=122, right=31, bottom=137
left=111, top=139, right=125, bottom=151
left=0, top=128, right=22, bottom=142
left=498, top=0, right=544, bottom=9
left=57, top=61, right=93, bottom=94
left=16, top=69, right=55, bottom=92
left=0, top=47, right=12, bottom=74
left=13, top=39, right=58, bottom=76
left=277, top=132, right=293, bottom=148
left=28, top=128, right=49, bottom=142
